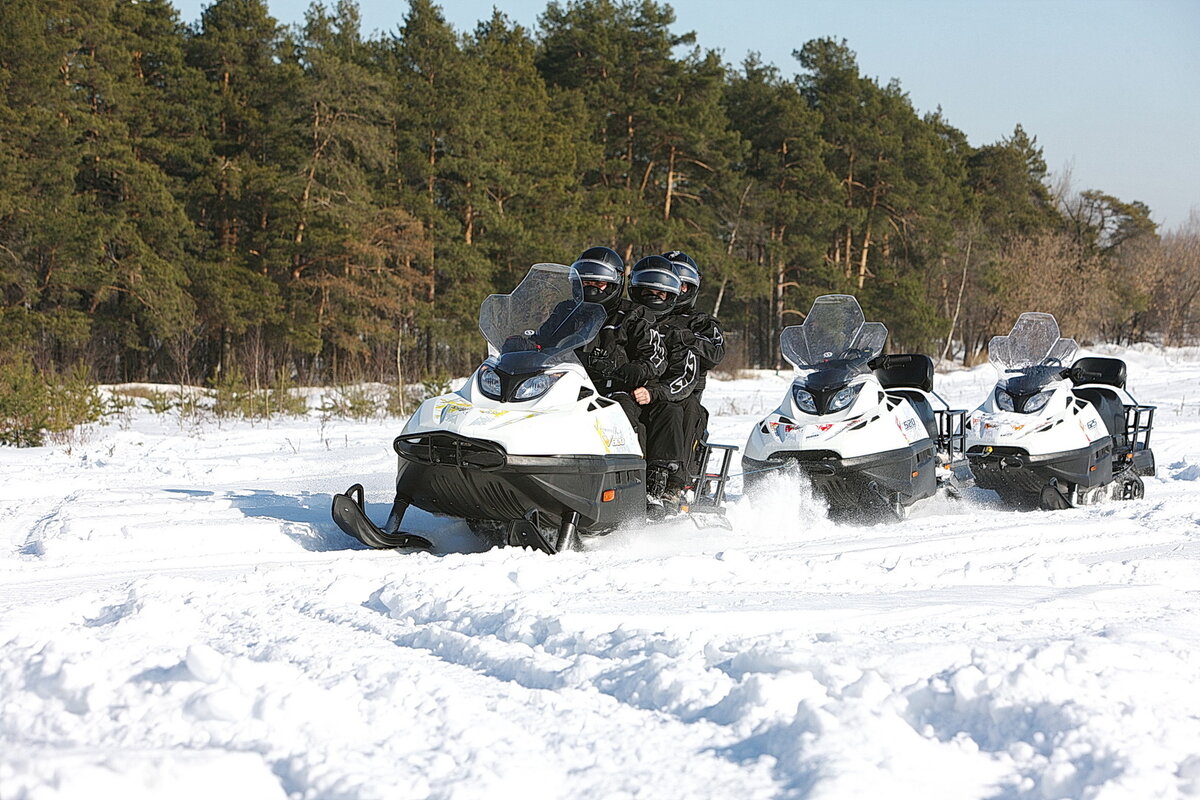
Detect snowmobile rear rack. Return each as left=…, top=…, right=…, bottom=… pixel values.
left=690, top=440, right=736, bottom=511
left=935, top=407, right=967, bottom=462
left=1123, top=404, right=1155, bottom=453
left=680, top=440, right=737, bottom=530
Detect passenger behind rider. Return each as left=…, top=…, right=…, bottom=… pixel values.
left=649, top=250, right=726, bottom=495
left=569, top=246, right=667, bottom=450
left=625, top=255, right=706, bottom=512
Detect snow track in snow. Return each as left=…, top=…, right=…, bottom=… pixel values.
left=3, top=347, right=1200, bottom=799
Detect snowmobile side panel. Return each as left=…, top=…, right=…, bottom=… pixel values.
left=407, top=381, right=640, bottom=458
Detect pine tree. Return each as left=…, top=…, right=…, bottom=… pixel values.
left=185, top=0, right=301, bottom=379
left=722, top=55, right=838, bottom=365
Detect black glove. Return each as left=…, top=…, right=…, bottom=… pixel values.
left=674, top=328, right=697, bottom=348
left=614, top=362, right=644, bottom=388
left=587, top=347, right=618, bottom=378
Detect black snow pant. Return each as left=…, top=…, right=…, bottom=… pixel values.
left=645, top=394, right=709, bottom=489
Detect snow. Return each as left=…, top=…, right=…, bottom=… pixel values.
left=3, top=346, right=1200, bottom=799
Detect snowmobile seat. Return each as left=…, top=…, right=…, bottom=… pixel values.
left=1070, top=357, right=1126, bottom=389
left=872, top=353, right=934, bottom=394
left=1074, top=386, right=1128, bottom=449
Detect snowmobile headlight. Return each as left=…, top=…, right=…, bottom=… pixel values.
left=791, top=386, right=818, bottom=414
left=478, top=365, right=502, bottom=399
left=513, top=371, right=565, bottom=401
left=1023, top=389, right=1055, bottom=413
left=994, top=388, right=1015, bottom=412
left=828, top=384, right=863, bottom=412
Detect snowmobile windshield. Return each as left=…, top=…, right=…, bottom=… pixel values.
left=479, top=263, right=607, bottom=374
left=988, top=312, right=1078, bottom=393
left=780, top=295, right=887, bottom=387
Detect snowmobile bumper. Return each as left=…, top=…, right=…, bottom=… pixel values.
left=743, top=443, right=937, bottom=518
left=391, top=431, right=645, bottom=534
left=966, top=438, right=1113, bottom=507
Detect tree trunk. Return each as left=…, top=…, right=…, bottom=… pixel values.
left=941, top=236, right=972, bottom=362
left=664, top=146, right=676, bottom=220
left=712, top=277, right=729, bottom=318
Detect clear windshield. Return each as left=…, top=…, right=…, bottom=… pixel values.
left=478, top=263, right=607, bottom=373
left=780, top=295, right=887, bottom=384
left=988, top=312, right=1077, bottom=393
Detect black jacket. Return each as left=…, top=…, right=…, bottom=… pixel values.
left=648, top=308, right=725, bottom=401
left=579, top=299, right=667, bottom=395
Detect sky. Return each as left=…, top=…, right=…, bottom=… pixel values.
left=172, top=0, right=1200, bottom=231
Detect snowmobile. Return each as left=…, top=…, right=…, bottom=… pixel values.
left=964, top=312, right=1156, bottom=509
left=331, top=263, right=736, bottom=555
left=741, top=294, right=967, bottom=521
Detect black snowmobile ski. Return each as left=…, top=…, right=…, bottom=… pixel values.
left=331, top=484, right=434, bottom=550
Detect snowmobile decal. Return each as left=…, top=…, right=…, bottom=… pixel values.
left=593, top=418, right=627, bottom=453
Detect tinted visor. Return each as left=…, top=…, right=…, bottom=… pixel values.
left=630, top=267, right=681, bottom=296
left=571, top=258, right=622, bottom=285
left=672, top=262, right=700, bottom=288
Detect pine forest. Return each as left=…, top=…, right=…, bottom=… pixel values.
left=2, top=0, right=1197, bottom=392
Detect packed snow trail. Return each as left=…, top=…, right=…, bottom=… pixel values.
left=2, top=346, right=1200, bottom=799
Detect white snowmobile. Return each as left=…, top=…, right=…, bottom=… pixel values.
left=964, top=312, right=1156, bottom=509
left=331, top=263, right=735, bottom=554
left=742, top=294, right=966, bottom=521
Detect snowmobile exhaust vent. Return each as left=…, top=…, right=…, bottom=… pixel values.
left=394, top=432, right=507, bottom=470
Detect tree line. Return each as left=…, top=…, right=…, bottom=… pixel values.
left=1, top=0, right=1196, bottom=391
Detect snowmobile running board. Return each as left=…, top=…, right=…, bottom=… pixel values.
left=331, top=484, right=434, bottom=550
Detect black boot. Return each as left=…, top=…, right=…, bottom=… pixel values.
left=646, top=461, right=673, bottom=498
left=646, top=461, right=682, bottom=519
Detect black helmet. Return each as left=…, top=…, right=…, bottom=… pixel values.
left=662, top=250, right=700, bottom=310
left=629, top=255, right=681, bottom=317
left=571, top=246, right=625, bottom=310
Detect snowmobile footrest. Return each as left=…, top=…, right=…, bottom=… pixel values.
left=332, top=484, right=433, bottom=550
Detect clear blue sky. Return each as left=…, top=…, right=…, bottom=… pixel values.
left=173, top=0, right=1200, bottom=231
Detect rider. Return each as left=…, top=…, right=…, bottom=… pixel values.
left=570, top=246, right=666, bottom=448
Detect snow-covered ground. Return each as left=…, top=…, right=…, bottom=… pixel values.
left=3, top=345, right=1200, bottom=800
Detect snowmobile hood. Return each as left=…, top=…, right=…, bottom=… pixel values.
left=402, top=391, right=640, bottom=458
